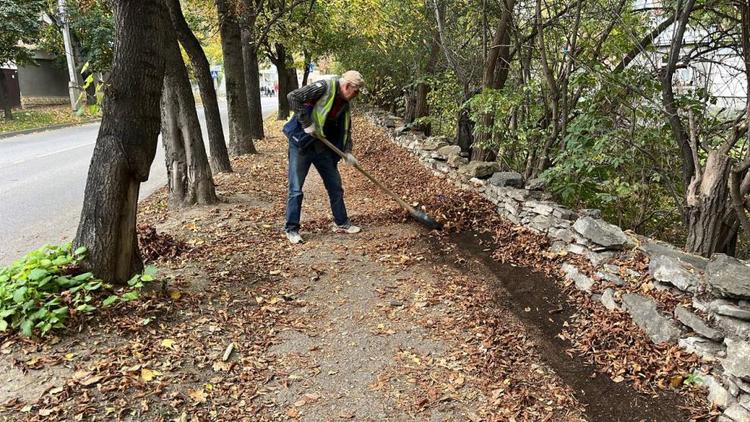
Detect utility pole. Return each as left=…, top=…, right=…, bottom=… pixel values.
left=58, top=0, right=81, bottom=110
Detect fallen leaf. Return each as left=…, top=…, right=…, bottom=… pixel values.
left=189, top=388, right=207, bottom=403
left=161, top=339, right=176, bottom=350
left=79, top=375, right=103, bottom=387
left=141, top=368, right=161, bottom=382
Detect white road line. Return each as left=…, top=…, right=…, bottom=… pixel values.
left=1, top=141, right=96, bottom=170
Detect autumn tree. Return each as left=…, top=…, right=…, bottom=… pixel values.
left=0, top=0, right=46, bottom=119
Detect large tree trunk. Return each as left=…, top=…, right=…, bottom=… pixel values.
left=215, top=0, right=256, bottom=155
left=241, top=29, right=265, bottom=140
left=73, top=0, right=166, bottom=284
left=685, top=151, right=732, bottom=256
left=271, top=43, right=294, bottom=120
left=166, top=0, right=232, bottom=173
left=0, top=71, right=13, bottom=120
left=161, top=18, right=218, bottom=207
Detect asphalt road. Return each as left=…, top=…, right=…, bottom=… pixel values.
left=0, top=97, right=279, bottom=266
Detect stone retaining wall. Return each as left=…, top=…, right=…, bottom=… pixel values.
left=367, top=111, right=750, bottom=421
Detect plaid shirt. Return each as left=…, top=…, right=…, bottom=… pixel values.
left=287, top=80, right=352, bottom=152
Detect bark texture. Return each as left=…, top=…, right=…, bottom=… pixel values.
left=215, top=0, right=257, bottom=155
left=161, top=17, right=218, bottom=208
left=166, top=0, right=232, bottom=173
left=241, top=29, right=265, bottom=140
left=74, top=0, right=166, bottom=284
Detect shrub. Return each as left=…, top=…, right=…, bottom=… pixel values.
left=0, top=244, right=153, bottom=337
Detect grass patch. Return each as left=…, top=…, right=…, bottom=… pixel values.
left=0, top=106, right=99, bottom=134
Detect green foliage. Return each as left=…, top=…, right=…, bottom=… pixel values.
left=683, top=373, right=703, bottom=386
left=540, top=75, right=685, bottom=238
left=63, top=0, right=114, bottom=72
left=75, top=62, right=105, bottom=116
left=0, top=244, right=154, bottom=337
left=419, top=72, right=463, bottom=137
left=312, top=0, right=432, bottom=106
left=0, top=0, right=46, bottom=65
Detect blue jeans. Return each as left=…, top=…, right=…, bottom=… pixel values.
left=285, top=143, right=349, bottom=232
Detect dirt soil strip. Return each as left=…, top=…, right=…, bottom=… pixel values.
left=0, top=116, right=705, bottom=421
left=443, top=231, right=692, bottom=421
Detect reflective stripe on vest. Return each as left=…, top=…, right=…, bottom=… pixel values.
left=312, top=79, right=350, bottom=147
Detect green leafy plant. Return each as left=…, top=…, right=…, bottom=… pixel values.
left=683, top=373, right=703, bottom=387
left=0, top=244, right=154, bottom=337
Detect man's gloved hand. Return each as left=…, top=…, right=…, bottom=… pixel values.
left=344, top=152, right=359, bottom=167
left=303, top=125, right=316, bottom=135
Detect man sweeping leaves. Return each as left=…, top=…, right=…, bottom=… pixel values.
left=282, top=70, right=365, bottom=244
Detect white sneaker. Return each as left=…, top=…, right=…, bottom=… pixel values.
left=332, top=223, right=361, bottom=234
left=286, top=231, right=303, bottom=244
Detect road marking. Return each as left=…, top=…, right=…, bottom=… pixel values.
left=0, top=141, right=96, bottom=170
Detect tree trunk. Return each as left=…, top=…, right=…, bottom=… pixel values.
left=302, top=50, right=311, bottom=86
left=215, top=0, right=256, bottom=155
left=74, top=0, right=166, bottom=284
left=270, top=43, right=297, bottom=120
left=166, top=0, right=232, bottom=173
left=457, top=104, right=474, bottom=154
left=161, top=18, right=218, bottom=207
left=662, top=0, right=697, bottom=192
left=0, top=71, right=13, bottom=120
left=685, top=151, right=732, bottom=256
left=241, top=29, right=265, bottom=140
left=288, top=65, right=299, bottom=91
left=413, top=36, right=437, bottom=136
left=473, top=0, right=515, bottom=162
left=403, top=87, right=416, bottom=124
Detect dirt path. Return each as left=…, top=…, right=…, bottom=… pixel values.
left=0, top=117, right=705, bottom=421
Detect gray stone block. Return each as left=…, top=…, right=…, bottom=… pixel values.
left=712, top=301, right=750, bottom=321
left=707, top=255, right=750, bottom=300
left=724, top=338, right=750, bottom=380
left=549, top=228, right=576, bottom=243
left=447, top=154, right=468, bottom=168
left=639, top=239, right=709, bottom=271
left=488, top=171, right=524, bottom=188
left=674, top=305, right=724, bottom=342
left=649, top=254, right=701, bottom=293
left=621, top=293, right=683, bottom=344
left=562, top=263, right=595, bottom=293
left=706, top=374, right=737, bottom=409
left=553, top=206, right=578, bottom=221
left=678, top=336, right=725, bottom=361
left=716, top=316, right=750, bottom=340
left=525, top=178, right=546, bottom=191
left=436, top=145, right=461, bottom=157
left=573, top=216, right=629, bottom=250
left=724, top=403, right=750, bottom=422
left=596, top=270, right=624, bottom=287
left=458, top=161, right=500, bottom=179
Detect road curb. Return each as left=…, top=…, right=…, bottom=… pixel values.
left=0, top=119, right=101, bottom=140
